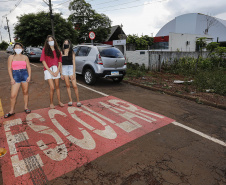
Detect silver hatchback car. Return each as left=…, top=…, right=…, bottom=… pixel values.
left=75, top=44, right=126, bottom=85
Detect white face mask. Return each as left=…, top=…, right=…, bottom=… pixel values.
left=48, top=41, right=54, bottom=46
left=14, top=49, right=22, bottom=54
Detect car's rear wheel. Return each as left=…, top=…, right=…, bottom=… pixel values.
left=112, top=77, right=123, bottom=83
left=84, top=68, right=96, bottom=85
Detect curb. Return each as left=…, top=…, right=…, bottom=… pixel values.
left=123, top=80, right=226, bottom=111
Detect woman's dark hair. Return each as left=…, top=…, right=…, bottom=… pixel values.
left=62, top=39, right=74, bottom=59
left=13, top=42, right=24, bottom=55
left=43, top=35, right=61, bottom=59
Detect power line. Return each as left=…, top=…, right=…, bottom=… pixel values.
left=53, top=0, right=72, bottom=7
left=93, top=0, right=141, bottom=9
left=99, top=0, right=167, bottom=12
left=91, top=0, right=119, bottom=6
left=0, top=0, right=16, bottom=2
left=2, top=0, right=23, bottom=18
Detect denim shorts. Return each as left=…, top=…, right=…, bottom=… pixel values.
left=12, top=69, right=28, bottom=83
left=62, top=65, right=74, bottom=76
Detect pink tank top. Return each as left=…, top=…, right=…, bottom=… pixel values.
left=12, top=61, right=27, bottom=70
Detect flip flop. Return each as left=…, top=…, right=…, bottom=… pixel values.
left=4, top=113, right=15, bottom=118
left=24, top=109, right=31, bottom=114
left=0, top=148, right=7, bottom=158
left=77, top=102, right=82, bottom=107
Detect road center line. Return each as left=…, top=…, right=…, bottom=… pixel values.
left=77, top=82, right=109, bottom=97
left=172, top=121, right=226, bottom=147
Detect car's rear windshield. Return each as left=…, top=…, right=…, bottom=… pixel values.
left=98, top=47, right=124, bottom=58
left=31, top=48, right=42, bottom=52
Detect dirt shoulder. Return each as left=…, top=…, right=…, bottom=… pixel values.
left=124, top=72, right=226, bottom=110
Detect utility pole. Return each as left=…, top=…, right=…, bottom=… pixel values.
left=0, top=31, right=2, bottom=42
left=6, top=17, right=12, bottom=42
left=49, top=0, right=55, bottom=37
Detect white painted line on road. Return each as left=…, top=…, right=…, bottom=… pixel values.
left=172, top=121, right=226, bottom=147
left=77, top=83, right=109, bottom=97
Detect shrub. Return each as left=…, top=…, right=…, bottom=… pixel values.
left=0, top=41, right=9, bottom=50
left=194, top=69, right=226, bottom=95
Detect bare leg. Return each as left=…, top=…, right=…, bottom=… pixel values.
left=47, top=79, right=55, bottom=109
left=9, top=83, right=21, bottom=113
left=21, top=82, right=29, bottom=110
left=64, top=76, right=72, bottom=102
left=70, top=76, right=80, bottom=102
left=54, top=78, right=64, bottom=107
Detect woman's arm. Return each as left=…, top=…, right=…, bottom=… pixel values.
left=7, top=55, right=15, bottom=85
left=72, top=52, right=76, bottom=80
left=42, top=61, right=56, bottom=76
left=25, top=56, right=31, bottom=82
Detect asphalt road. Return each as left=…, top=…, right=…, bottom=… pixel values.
left=0, top=51, right=225, bottom=185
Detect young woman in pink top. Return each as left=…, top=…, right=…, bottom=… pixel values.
left=4, top=42, right=31, bottom=118
left=40, top=35, right=64, bottom=109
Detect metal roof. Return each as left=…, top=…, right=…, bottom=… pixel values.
left=156, top=13, right=226, bottom=42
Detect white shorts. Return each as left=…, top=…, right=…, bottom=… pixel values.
left=44, top=65, right=60, bottom=80
left=62, top=65, right=74, bottom=76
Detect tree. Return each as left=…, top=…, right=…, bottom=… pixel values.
left=215, top=47, right=226, bottom=67
left=0, top=41, right=9, bottom=50
left=196, top=37, right=207, bottom=56
left=203, top=14, right=218, bottom=35
left=206, top=42, right=220, bottom=53
left=126, top=34, right=153, bottom=50
left=68, top=0, right=111, bottom=43
left=14, top=11, right=78, bottom=47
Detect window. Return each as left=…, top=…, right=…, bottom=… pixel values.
left=76, top=46, right=91, bottom=56
left=98, top=47, right=124, bottom=58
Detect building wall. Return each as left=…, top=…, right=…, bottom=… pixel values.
left=169, top=33, right=212, bottom=52
left=149, top=51, right=209, bottom=70
left=125, top=50, right=149, bottom=68
left=125, top=50, right=209, bottom=70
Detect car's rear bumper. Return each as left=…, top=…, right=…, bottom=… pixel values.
left=96, top=70, right=126, bottom=78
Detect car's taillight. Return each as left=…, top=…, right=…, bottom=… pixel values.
left=97, top=54, right=103, bottom=65
left=124, top=57, right=127, bottom=65
left=30, top=52, right=36, bottom=55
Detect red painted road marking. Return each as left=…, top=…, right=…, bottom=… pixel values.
left=0, top=96, right=174, bottom=185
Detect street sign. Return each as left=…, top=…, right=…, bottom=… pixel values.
left=89, top=31, right=95, bottom=40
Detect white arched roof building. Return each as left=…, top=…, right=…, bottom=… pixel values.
left=156, top=13, right=226, bottom=43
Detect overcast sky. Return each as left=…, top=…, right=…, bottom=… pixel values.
left=0, top=0, right=226, bottom=43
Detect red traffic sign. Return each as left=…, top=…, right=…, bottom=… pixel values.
left=89, top=31, right=95, bottom=40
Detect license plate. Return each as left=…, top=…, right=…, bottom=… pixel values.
left=111, top=71, right=119, bottom=75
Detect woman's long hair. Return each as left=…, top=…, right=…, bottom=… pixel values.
left=13, top=42, right=24, bottom=55
left=44, top=35, right=61, bottom=59
left=62, top=39, right=73, bottom=59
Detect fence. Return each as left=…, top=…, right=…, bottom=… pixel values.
left=125, top=50, right=209, bottom=70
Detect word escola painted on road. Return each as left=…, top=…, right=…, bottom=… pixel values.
left=0, top=96, right=174, bottom=185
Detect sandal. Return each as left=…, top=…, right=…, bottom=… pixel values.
left=0, top=148, right=7, bottom=158
left=77, top=102, right=82, bottom=107
left=4, top=112, right=15, bottom=118
left=68, top=102, right=73, bottom=106
left=24, top=109, right=31, bottom=114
